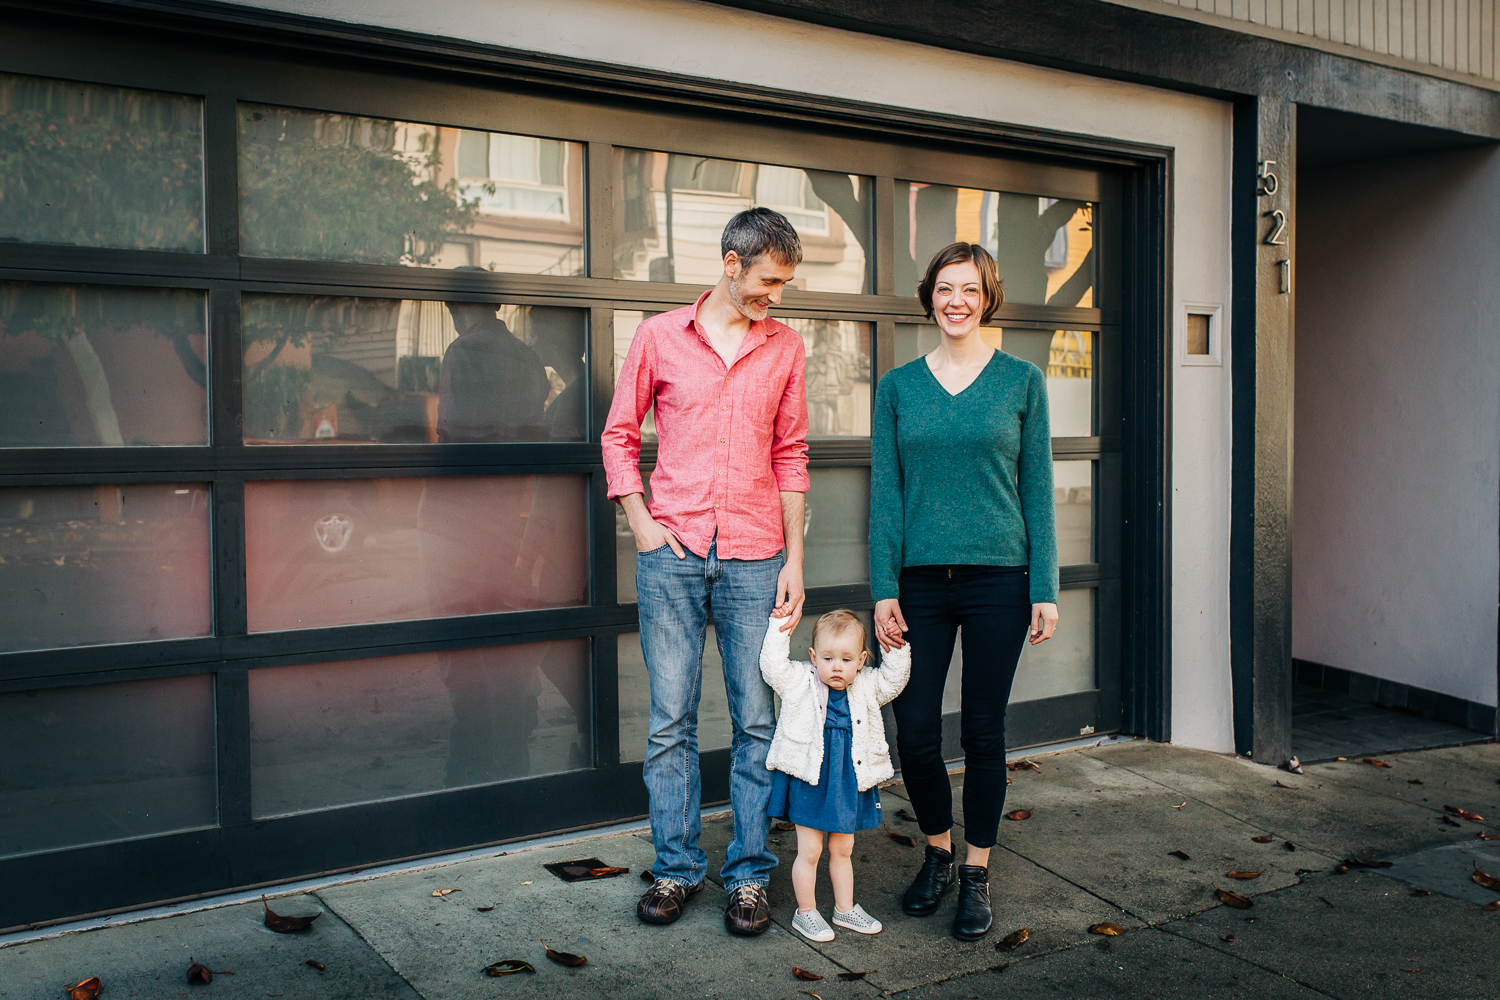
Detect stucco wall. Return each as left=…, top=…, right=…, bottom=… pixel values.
left=1295, top=145, right=1500, bottom=708
left=228, top=0, right=1238, bottom=750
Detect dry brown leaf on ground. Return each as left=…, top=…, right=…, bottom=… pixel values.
left=996, top=928, right=1031, bottom=952
left=543, top=942, right=587, bottom=967
left=774, top=821, right=796, bottom=832
left=1172, top=802, right=1187, bottom=809
left=1476, top=832, right=1500, bottom=841
left=262, top=895, right=320, bottom=932
left=1007, top=760, right=1039, bottom=771
left=1213, top=885, right=1253, bottom=909
left=304, top=960, right=325, bottom=970
left=1088, top=922, right=1125, bottom=936
left=1227, top=870, right=1265, bottom=879
left=798, top=992, right=823, bottom=1000
left=1274, top=780, right=1299, bottom=789
left=1283, top=841, right=1297, bottom=851
left=1471, top=864, right=1500, bottom=892
left=1442, top=815, right=1464, bottom=827
left=639, top=869, right=653, bottom=883
left=484, top=960, right=535, bottom=976
left=1445, top=805, right=1486, bottom=821
left=587, top=867, right=630, bottom=878
left=1005, top=809, right=1032, bottom=821
left=793, top=968, right=824, bottom=981
left=476, top=906, right=494, bottom=912
left=1317, top=896, right=1334, bottom=907
left=1285, top=756, right=1303, bottom=774
left=65, top=977, right=102, bottom=1000
left=1343, top=856, right=1393, bottom=869
left=187, top=961, right=212, bottom=984
left=1361, top=757, right=1392, bottom=768
left=1411, top=889, right=1433, bottom=896
left=1408, top=778, right=1424, bottom=784
left=836, top=971, right=876, bottom=980
left=1220, top=934, right=1235, bottom=943
left=432, top=888, right=460, bottom=897
left=1483, top=900, right=1500, bottom=911
left=1168, top=850, right=1191, bottom=860
left=1251, top=835, right=1275, bottom=844
left=895, top=808, right=919, bottom=823
left=884, top=825, right=917, bottom=846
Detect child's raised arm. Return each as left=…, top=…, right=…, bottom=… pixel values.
left=868, top=639, right=912, bottom=707
left=759, top=615, right=802, bottom=695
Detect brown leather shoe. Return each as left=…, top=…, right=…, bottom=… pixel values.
left=723, top=883, right=771, bottom=936
left=636, top=878, right=702, bottom=925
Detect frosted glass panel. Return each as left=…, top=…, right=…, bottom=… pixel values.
left=244, top=475, right=587, bottom=632
left=1054, top=461, right=1093, bottom=566
left=249, top=640, right=589, bottom=816
left=0, top=73, right=203, bottom=251
left=239, top=105, right=584, bottom=274
left=0, top=483, right=211, bottom=652
left=241, top=294, right=585, bottom=444
left=619, top=628, right=730, bottom=763
left=0, top=283, right=208, bottom=447
left=805, top=467, right=869, bottom=587
left=788, top=319, right=871, bottom=437
left=0, top=675, right=216, bottom=858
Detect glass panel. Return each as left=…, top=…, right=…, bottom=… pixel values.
left=938, top=587, right=1096, bottom=713
left=0, top=484, right=211, bottom=653
left=238, top=106, right=585, bottom=274
left=244, top=475, right=587, bottom=632
left=615, top=476, right=652, bottom=604
left=613, top=149, right=870, bottom=293
left=894, top=182, right=1093, bottom=306
left=1185, top=313, right=1212, bottom=355
left=789, top=319, right=871, bottom=437
left=611, top=309, right=659, bottom=442
left=0, top=283, right=207, bottom=447
left=0, top=73, right=204, bottom=251
left=892, top=322, right=1005, bottom=370
left=0, top=675, right=216, bottom=858
left=1055, top=461, right=1093, bottom=566
left=249, top=640, right=590, bottom=816
left=619, top=629, right=730, bottom=763
left=805, top=467, right=869, bottom=587
left=241, top=294, right=584, bottom=444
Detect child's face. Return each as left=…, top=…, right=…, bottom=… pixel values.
left=809, top=630, right=869, bottom=690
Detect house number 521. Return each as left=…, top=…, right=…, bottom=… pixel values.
left=1258, top=160, right=1290, bottom=293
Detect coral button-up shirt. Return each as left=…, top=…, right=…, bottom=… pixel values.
left=603, top=290, right=810, bottom=561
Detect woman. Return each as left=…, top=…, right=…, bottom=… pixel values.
left=870, top=242, right=1058, bottom=941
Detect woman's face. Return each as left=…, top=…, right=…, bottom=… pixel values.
left=931, top=260, right=985, bottom=341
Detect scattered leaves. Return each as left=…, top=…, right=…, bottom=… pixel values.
left=793, top=968, right=824, bottom=981
left=996, top=928, right=1031, bottom=952
left=1251, top=835, right=1275, bottom=844
left=1274, top=780, right=1299, bottom=790
left=1484, top=900, right=1500, bottom=912
left=1317, top=896, right=1334, bottom=908
left=1402, top=968, right=1423, bottom=973
left=1172, top=802, right=1187, bottom=809
left=1445, top=805, right=1486, bottom=821
left=432, top=888, right=460, bottom=897
left=895, top=809, right=919, bottom=823
left=1285, top=755, right=1303, bottom=774
left=262, top=895, right=320, bottom=933
left=1471, top=863, right=1500, bottom=892
left=65, top=978, right=102, bottom=1000
left=1004, top=809, right=1032, bottom=821
left=1361, top=757, right=1391, bottom=768
left=798, top=992, right=822, bottom=1000
left=187, top=962, right=212, bottom=984
left=545, top=858, right=629, bottom=883
left=1220, top=934, right=1236, bottom=943
left=484, top=960, right=535, bottom=976
left=1442, top=816, right=1463, bottom=828
left=1088, top=923, right=1125, bottom=936
left=639, top=869, right=653, bottom=883
left=1408, top=779, right=1424, bottom=785
left=884, top=825, right=917, bottom=847
left=304, top=960, right=325, bottom=970
left=836, top=971, right=876, bottom=981
left=476, top=906, right=495, bottom=912
left=589, top=867, right=630, bottom=878
left=543, top=942, right=587, bottom=967
left=1343, top=856, right=1393, bottom=869
left=1335, top=865, right=1350, bottom=874
left=1227, top=870, right=1265, bottom=880
left=774, top=821, right=796, bottom=832
left=1007, top=760, right=1039, bottom=771
left=1476, top=832, right=1500, bottom=841
left=1411, top=889, right=1432, bottom=897
left=1169, top=850, right=1191, bottom=860
left=1283, top=841, right=1296, bottom=851
left=1213, top=885, right=1253, bottom=909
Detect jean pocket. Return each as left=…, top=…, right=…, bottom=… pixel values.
left=637, top=542, right=671, bottom=556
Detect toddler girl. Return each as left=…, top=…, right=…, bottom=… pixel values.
left=761, top=608, right=911, bottom=942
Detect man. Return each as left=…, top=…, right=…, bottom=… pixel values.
left=602, top=207, right=809, bottom=936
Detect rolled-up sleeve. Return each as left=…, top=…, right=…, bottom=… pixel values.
left=769, top=334, right=810, bottom=493
left=601, top=324, right=654, bottom=502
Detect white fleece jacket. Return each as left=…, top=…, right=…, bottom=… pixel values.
left=759, top=616, right=912, bottom=792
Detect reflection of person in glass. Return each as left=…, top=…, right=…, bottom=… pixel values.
left=804, top=320, right=859, bottom=436
left=603, top=209, right=809, bottom=937
left=436, top=300, right=548, bottom=442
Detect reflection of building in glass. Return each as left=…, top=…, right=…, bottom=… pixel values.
left=612, top=149, right=870, bottom=293
left=785, top=318, right=872, bottom=437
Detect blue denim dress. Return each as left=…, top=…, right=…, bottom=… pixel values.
left=768, top=688, right=882, bottom=833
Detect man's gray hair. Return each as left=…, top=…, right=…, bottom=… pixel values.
left=720, top=207, right=803, bottom=269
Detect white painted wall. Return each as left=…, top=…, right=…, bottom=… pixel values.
left=229, top=0, right=1237, bottom=750
left=1295, top=146, right=1500, bottom=708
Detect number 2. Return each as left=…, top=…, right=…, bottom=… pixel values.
left=1264, top=210, right=1287, bottom=246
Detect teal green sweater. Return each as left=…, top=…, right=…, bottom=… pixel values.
left=870, top=350, right=1058, bottom=604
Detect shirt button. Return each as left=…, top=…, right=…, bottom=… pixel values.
left=722, top=405, right=729, bottom=411
left=714, top=503, right=720, bottom=508
left=717, top=470, right=724, bottom=475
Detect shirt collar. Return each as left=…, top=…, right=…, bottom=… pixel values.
left=687, top=287, right=780, bottom=339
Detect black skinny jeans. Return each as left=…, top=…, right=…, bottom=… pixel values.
left=891, top=565, right=1031, bottom=850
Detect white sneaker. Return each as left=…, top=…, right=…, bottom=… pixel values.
left=832, top=903, right=882, bottom=935
left=792, top=908, right=835, bottom=942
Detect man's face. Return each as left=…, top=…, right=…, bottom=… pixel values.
left=725, top=253, right=796, bottom=321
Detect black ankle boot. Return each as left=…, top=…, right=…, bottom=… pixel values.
left=951, top=864, right=992, bottom=941
left=901, top=845, right=955, bottom=917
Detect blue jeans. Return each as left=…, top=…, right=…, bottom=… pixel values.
left=636, top=537, right=781, bottom=890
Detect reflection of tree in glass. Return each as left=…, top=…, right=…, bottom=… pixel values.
left=241, top=294, right=343, bottom=440
left=0, top=74, right=203, bottom=251
left=0, top=284, right=203, bottom=446
left=238, top=107, right=484, bottom=266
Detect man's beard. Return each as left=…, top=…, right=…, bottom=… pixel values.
left=727, top=271, right=770, bottom=321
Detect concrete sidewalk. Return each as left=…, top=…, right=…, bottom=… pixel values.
left=4, top=740, right=1498, bottom=999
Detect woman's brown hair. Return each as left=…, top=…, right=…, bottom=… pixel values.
left=917, top=242, right=1004, bottom=324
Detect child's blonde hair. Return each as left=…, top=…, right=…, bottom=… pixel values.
left=810, top=609, right=867, bottom=652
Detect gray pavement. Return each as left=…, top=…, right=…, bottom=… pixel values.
left=3, top=740, right=1497, bottom=999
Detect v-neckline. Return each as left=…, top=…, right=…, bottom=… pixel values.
left=922, top=349, right=998, bottom=399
